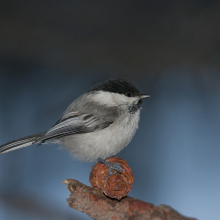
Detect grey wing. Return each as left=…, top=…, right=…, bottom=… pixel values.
left=39, top=106, right=118, bottom=142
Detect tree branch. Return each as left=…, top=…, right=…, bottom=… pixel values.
left=63, top=179, right=197, bottom=220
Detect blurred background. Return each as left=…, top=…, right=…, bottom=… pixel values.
left=0, top=1, right=220, bottom=219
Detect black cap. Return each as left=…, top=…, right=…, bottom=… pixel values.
left=89, top=78, right=141, bottom=97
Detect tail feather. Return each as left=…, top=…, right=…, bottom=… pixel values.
left=0, top=132, right=46, bottom=154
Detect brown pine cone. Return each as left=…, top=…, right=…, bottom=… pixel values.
left=89, top=157, right=134, bottom=200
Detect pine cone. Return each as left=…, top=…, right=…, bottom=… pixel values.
left=89, top=157, right=134, bottom=200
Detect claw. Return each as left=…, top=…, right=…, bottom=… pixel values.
left=97, top=158, right=123, bottom=175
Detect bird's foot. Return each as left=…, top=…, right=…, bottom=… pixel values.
left=97, top=158, right=123, bottom=175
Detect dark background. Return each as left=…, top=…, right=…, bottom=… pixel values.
left=0, top=1, right=220, bottom=219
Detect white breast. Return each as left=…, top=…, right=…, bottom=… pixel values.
left=61, top=110, right=140, bottom=162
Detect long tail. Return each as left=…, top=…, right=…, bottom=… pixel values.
left=0, top=132, right=46, bottom=154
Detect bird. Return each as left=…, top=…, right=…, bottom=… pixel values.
left=0, top=78, right=150, bottom=173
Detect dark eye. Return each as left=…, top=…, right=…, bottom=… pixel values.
left=126, top=92, right=132, bottom=97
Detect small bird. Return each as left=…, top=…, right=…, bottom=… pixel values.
left=0, top=78, right=149, bottom=173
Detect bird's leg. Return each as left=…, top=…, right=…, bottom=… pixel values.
left=107, top=155, right=117, bottom=158
left=97, top=158, right=123, bottom=175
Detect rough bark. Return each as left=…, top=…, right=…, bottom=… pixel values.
left=63, top=179, right=197, bottom=220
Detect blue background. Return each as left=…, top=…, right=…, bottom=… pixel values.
left=0, top=1, right=220, bottom=219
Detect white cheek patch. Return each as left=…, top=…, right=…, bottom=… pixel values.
left=90, top=91, right=139, bottom=107
left=111, top=93, right=138, bottom=105
left=90, top=91, right=115, bottom=107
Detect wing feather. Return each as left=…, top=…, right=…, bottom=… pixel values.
left=40, top=111, right=116, bottom=142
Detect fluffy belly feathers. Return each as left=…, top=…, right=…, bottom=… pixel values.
left=60, top=110, right=140, bottom=162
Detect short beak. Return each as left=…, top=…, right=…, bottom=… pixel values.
left=140, top=94, right=150, bottom=99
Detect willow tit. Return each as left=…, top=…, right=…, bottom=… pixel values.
left=0, top=78, right=149, bottom=172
